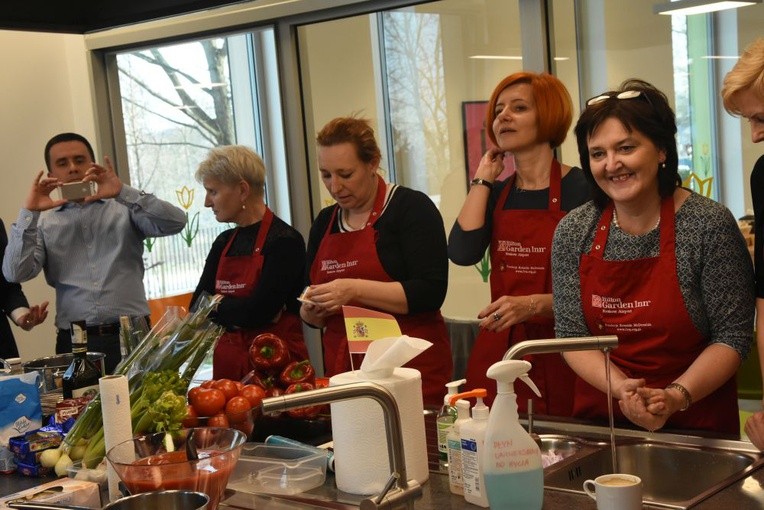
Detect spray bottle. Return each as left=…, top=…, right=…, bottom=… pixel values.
left=436, top=378, right=466, bottom=464
left=458, top=389, right=490, bottom=508
left=483, top=360, right=543, bottom=509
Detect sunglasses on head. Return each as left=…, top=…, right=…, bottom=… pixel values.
left=586, top=90, right=653, bottom=107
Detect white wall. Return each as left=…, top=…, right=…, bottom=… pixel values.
left=0, top=30, right=96, bottom=362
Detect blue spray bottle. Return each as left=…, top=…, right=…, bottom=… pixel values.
left=483, top=359, right=543, bottom=509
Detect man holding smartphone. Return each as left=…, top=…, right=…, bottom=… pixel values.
left=2, top=132, right=187, bottom=373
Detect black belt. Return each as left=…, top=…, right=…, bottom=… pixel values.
left=86, top=323, right=121, bottom=336
left=84, top=316, right=151, bottom=337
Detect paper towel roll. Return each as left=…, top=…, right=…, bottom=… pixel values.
left=99, top=374, right=132, bottom=502
left=329, top=367, right=429, bottom=495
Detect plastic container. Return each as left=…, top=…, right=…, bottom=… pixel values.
left=446, top=399, right=471, bottom=495
left=483, top=359, right=544, bottom=509
left=67, top=460, right=108, bottom=486
left=436, top=378, right=466, bottom=462
left=459, top=389, right=490, bottom=508
left=227, top=442, right=327, bottom=495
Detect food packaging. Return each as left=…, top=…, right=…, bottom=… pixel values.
left=0, top=477, right=101, bottom=509
left=0, top=372, right=42, bottom=447
left=7, top=429, right=62, bottom=457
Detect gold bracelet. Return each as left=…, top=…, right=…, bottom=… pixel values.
left=666, top=382, right=692, bottom=411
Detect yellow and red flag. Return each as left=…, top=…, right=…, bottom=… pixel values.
left=342, top=305, right=401, bottom=354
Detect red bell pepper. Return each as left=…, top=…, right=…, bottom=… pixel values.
left=279, top=360, right=316, bottom=387
left=249, top=333, right=290, bottom=372
left=284, top=382, right=322, bottom=419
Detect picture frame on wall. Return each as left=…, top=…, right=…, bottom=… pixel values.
left=461, top=100, right=515, bottom=187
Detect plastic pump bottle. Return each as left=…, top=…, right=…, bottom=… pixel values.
left=436, top=378, right=466, bottom=463
left=446, top=398, right=471, bottom=495
left=483, top=359, right=544, bottom=509
left=458, top=389, right=490, bottom=508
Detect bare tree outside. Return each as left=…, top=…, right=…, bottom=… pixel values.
left=116, top=37, right=236, bottom=298
left=382, top=11, right=450, bottom=196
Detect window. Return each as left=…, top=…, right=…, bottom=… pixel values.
left=111, top=29, right=284, bottom=299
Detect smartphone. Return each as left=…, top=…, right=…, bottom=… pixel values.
left=60, top=181, right=96, bottom=201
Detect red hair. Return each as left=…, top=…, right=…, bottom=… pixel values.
left=485, top=72, right=573, bottom=148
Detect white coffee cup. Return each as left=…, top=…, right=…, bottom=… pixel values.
left=583, top=473, right=642, bottom=510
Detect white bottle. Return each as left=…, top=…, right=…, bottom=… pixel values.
left=460, top=389, right=490, bottom=508
left=436, top=378, right=466, bottom=464
left=446, top=398, right=471, bottom=495
left=483, top=360, right=544, bottom=509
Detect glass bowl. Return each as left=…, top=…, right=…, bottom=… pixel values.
left=106, top=427, right=246, bottom=510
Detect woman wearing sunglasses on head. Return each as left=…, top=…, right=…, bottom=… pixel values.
left=552, top=79, right=754, bottom=435
left=448, top=72, right=591, bottom=413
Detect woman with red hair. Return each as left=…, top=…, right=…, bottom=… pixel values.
left=449, top=72, right=591, bottom=414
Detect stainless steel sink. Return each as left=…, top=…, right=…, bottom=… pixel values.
left=540, top=429, right=764, bottom=509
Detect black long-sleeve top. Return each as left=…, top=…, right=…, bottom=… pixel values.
left=750, top=155, right=764, bottom=297
left=191, top=214, right=306, bottom=330
left=1, top=219, right=29, bottom=359
left=305, top=185, right=448, bottom=313
left=448, top=167, right=591, bottom=265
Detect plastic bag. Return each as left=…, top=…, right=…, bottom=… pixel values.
left=0, top=371, right=42, bottom=446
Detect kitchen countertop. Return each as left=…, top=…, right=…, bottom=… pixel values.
left=4, top=412, right=764, bottom=509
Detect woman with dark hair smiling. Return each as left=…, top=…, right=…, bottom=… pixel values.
left=552, top=79, right=754, bottom=435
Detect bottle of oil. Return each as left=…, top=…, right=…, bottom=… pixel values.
left=62, top=321, right=100, bottom=399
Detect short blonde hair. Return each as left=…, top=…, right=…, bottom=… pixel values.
left=195, top=145, right=265, bottom=196
left=722, top=38, right=764, bottom=115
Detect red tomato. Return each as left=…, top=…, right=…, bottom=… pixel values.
left=191, top=388, right=226, bottom=417
left=187, top=386, right=203, bottom=403
left=239, top=384, right=266, bottom=408
left=207, top=413, right=230, bottom=428
left=225, top=396, right=253, bottom=423
left=182, top=404, right=199, bottom=428
left=199, top=380, right=216, bottom=389
left=212, top=379, right=240, bottom=401
left=233, top=380, right=244, bottom=392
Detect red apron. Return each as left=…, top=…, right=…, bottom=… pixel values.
left=309, top=176, right=452, bottom=406
left=577, top=197, right=738, bottom=434
left=465, top=161, right=575, bottom=415
left=213, top=208, right=308, bottom=381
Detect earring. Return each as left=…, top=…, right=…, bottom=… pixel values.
left=660, top=162, right=666, bottom=170
left=241, top=203, right=246, bottom=210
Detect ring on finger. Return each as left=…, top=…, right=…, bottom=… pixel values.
left=492, top=312, right=501, bottom=322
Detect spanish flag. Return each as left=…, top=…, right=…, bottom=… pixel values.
left=342, top=305, right=402, bottom=354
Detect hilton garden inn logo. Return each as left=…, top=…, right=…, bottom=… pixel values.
left=591, top=294, right=651, bottom=312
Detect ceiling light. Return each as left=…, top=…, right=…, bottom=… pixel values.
left=653, top=0, right=761, bottom=16
left=469, top=55, right=523, bottom=60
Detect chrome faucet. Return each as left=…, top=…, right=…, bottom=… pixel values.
left=503, top=335, right=618, bottom=361
left=262, top=381, right=423, bottom=510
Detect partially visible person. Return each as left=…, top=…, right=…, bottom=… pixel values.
left=190, top=145, right=308, bottom=381
left=1, top=218, right=48, bottom=360
left=3, top=132, right=186, bottom=374
left=553, top=79, right=754, bottom=436
left=300, top=116, right=453, bottom=406
left=721, top=37, right=764, bottom=447
left=448, top=72, right=590, bottom=413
